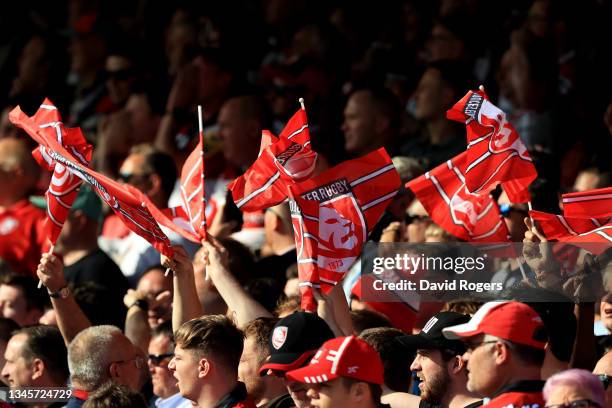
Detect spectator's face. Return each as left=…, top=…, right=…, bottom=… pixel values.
left=342, top=91, right=378, bottom=155
left=600, top=300, right=612, bottom=332
left=148, top=334, right=178, bottom=399
left=1, top=334, right=33, bottom=388
left=137, top=269, right=172, bottom=329
left=461, top=335, right=499, bottom=395
left=426, top=24, right=464, bottom=63
left=105, top=55, right=135, bottom=106
left=286, top=376, right=314, bottom=408
left=414, top=68, right=450, bottom=122
left=573, top=171, right=602, bottom=193
left=118, top=153, right=153, bottom=194
left=218, top=100, right=258, bottom=168
left=111, top=336, right=144, bottom=392
left=545, top=383, right=598, bottom=408
left=410, top=349, right=450, bottom=403
left=306, top=378, right=352, bottom=408
left=168, top=345, right=200, bottom=400
left=406, top=200, right=431, bottom=243
left=238, top=335, right=266, bottom=401
left=0, top=285, right=39, bottom=327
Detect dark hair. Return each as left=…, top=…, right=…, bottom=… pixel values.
left=174, top=315, right=244, bottom=370
left=151, top=321, right=174, bottom=345
left=0, top=274, right=48, bottom=312
left=350, top=310, right=392, bottom=334
left=340, top=377, right=383, bottom=406
left=244, top=278, right=285, bottom=314
left=83, top=382, right=147, bottom=408
left=274, top=295, right=301, bottom=317
left=352, top=87, right=402, bottom=132
left=15, top=325, right=68, bottom=384
left=506, top=340, right=546, bottom=367
left=219, top=238, right=255, bottom=285
left=359, top=327, right=412, bottom=392
left=0, top=318, right=19, bottom=341
left=426, top=60, right=471, bottom=99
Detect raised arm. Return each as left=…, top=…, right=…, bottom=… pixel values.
left=162, top=245, right=203, bottom=332
left=37, top=253, right=91, bottom=345
left=203, top=238, right=272, bottom=328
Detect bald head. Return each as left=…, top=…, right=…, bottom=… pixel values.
left=0, top=138, right=39, bottom=203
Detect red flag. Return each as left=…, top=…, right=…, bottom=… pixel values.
left=21, top=100, right=93, bottom=244
left=530, top=210, right=611, bottom=254
left=562, top=187, right=612, bottom=218
left=406, top=151, right=510, bottom=242
left=447, top=90, right=537, bottom=203
left=9, top=103, right=174, bottom=258
left=228, top=107, right=317, bottom=211
left=178, top=139, right=206, bottom=239
left=288, top=148, right=401, bottom=311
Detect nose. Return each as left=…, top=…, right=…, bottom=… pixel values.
left=409, top=355, right=421, bottom=372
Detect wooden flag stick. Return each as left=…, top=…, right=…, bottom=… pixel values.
left=38, top=244, right=55, bottom=289
left=198, top=105, right=206, bottom=240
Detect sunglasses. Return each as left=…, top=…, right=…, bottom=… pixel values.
left=545, top=399, right=602, bottom=408
left=405, top=214, right=431, bottom=224
left=117, top=172, right=152, bottom=183
left=148, top=353, right=174, bottom=366
left=105, top=69, right=134, bottom=80
left=597, top=374, right=611, bottom=390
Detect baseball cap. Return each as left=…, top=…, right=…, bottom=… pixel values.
left=286, top=336, right=384, bottom=385
left=259, top=312, right=334, bottom=375
left=395, top=311, right=470, bottom=354
left=442, top=301, right=548, bottom=349
left=31, top=185, right=103, bottom=222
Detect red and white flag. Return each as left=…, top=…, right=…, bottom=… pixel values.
left=178, top=138, right=206, bottom=239
left=228, top=107, right=317, bottom=211
left=530, top=210, right=612, bottom=254
left=447, top=89, right=537, bottom=203
left=23, top=99, right=93, bottom=244
left=562, top=187, right=612, bottom=219
left=288, top=148, right=401, bottom=311
left=10, top=102, right=174, bottom=257
left=406, top=151, right=510, bottom=242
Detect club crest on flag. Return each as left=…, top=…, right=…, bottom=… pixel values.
left=449, top=186, right=480, bottom=231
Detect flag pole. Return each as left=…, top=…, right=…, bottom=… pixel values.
left=198, top=105, right=206, bottom=241
left=299, top=97, right=305, bottom=110
left=37, top=244, right=55, bottom=289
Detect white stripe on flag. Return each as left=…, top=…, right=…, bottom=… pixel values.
left=236, top=172, right=281, bottom=208
left=350, top=164, right=395, bottom=187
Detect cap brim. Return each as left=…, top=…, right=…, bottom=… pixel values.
left=286, top=364, right=339, bottom=384
left=396, top=334, right=433, bottom=350
left=441, top=322, right=482, bottom=340
left=259, top=350, right=315, bottom=376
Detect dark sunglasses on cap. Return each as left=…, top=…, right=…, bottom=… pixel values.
left=148, top=353, right=174, bottom=366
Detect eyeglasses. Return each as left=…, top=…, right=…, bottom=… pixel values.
left=597, top=374, right=611, bottom=390
left=117, top=172, right=152, bottom=184
left=464, top=340, right=498, bottom=352
left=545, top=399, right=602, bottom=408
left=148, top=353, right=174, bottom=366
left=114, top=355, right=145, bottom=370
left=105, top=69, right=134, bottom=81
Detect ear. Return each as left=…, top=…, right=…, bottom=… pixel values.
left=351, top=382, right=368, bottom=403
left=148, top=173, right=163, bottom=197
left=449, top=354, right=464, bottom=375
left=197, top=358, right=210, bottom=379
left=109, top=361, right=120, bottom=380
left=31, top=358, right=44, bottom=380
left=494, top=342, right=510, bottom=365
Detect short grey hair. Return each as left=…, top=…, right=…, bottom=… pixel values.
left=68, top=326, right=123, bottom=391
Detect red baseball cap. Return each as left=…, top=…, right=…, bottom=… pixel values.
left=442, top=301, right=548, bottom=349
left=286, top=336, right=384, bottom=385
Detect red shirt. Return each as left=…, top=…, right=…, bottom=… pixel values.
left=0, top=200, right=47, bottom=276
left=485, top=380, right=545, bottom=408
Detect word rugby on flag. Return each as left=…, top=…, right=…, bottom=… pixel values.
left=562, top=187, right=612, bottom=219
left=21, top=99, right=93, bottom=244
left=10, top=102, right=174, bottom=257
left=288, top=148, right=401, bottom=311
left=407, top=151, right=510, bottom=242
left=228, top=105, right=317, bottom=211
left=529, top=210, right=612, bottom=254
left=447, top=89, right=537, bottom=203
